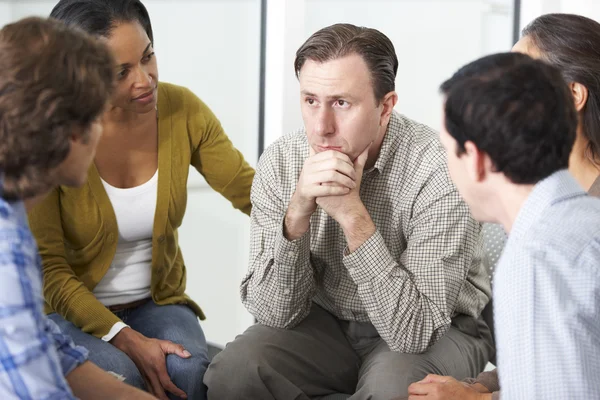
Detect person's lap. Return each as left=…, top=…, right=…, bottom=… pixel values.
left=49, top=301, right=209, bottom=400
left=128, top=301, right=210, bottom=399
left=204, top=304, right=492, bottom=400
left=352, top=316, right=492, bottom=399
left=205, top=304, right=361, bottom=399
left=48, top=311, right=147, bottom=389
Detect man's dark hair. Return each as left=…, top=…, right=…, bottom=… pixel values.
left=0, top=17, right=114, bottom=200
left=440, top=52, right=577, bottom=184
left=51, top=0, right=153, bottom=43
left=294, top=23, right=398, bottom=102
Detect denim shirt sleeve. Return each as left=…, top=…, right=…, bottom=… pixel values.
left=0, top=200, right=86, bottom=399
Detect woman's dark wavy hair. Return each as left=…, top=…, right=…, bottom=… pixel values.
left=51, top=0, right=154, bottom=43
left=523, top=13, right=600, bottom=166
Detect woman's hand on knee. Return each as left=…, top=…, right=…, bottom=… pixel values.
left=111, top=327, right=191, bottom=400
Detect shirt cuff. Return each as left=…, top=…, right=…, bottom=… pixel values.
left=101, top=321, right=130, bottom=342
left=463, top=369, right=501, bottom=397
left=273, top=217, right=310, bottom=265
left=343, top=230, right=395, bottom=283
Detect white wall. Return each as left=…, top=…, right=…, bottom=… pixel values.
left=520, top=0, right=600, bottom=28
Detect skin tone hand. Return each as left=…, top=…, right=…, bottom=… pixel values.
left=111, top=327, right=190, bottom=400
left=407, top=375, right=493, bottom=400
left=284, top=148, right=358, bottom=240
left=315, top=144, right=376, bottom=252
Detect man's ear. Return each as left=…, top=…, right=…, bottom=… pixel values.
left=379, top=91, right=398, bottom=127
left=463, top=140, right=488, bottom=183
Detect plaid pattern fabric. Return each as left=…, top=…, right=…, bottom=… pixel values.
left=242, top=111, right=491, bottom=353
left=0, top=198, right=87, bottom=400
left=494, top=170, right=600, bottom=399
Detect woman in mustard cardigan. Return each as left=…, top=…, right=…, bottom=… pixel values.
left=27, top=1, right=254, bottom=399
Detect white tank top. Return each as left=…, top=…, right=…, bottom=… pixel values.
left=94, top=169, right=158, bottom=306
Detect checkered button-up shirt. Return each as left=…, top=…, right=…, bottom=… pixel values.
left=0, top=196, right=87, bottom=400
left=494, top=170, right=600, bottom=399
left=242, top=111, right=490, bottom=353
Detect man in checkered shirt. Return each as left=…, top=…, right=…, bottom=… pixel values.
left=0, top=17, right=154, bottom=400
left=205, top=24, right=493, bottom=399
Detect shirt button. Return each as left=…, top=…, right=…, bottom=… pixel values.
left=283, top=288, right=291, bottom=295
left=108, top=233, right=115, bottom=243
left=287, top=251, right=295, bottom=257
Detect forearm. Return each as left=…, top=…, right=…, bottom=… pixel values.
left=242, top=220, right=316, bottom=328
left=338, top=204, right=376, bottom=253
left=343, top=230, right=449, bottom=353
left=45, top=270, right=122, bottom=338
left=67, top=361, right=155, bottom=400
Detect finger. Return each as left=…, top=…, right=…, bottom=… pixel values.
left=159, top=370, right=188, bottom=399
left=160, top=340, right=191, bottom=358
left=309, top=185, right=351, bottom=198
left=407, top=382, right=433, bottom=395
left=309, top=149, right=353, bottom=165
left=312, top=158, right=357, bottom=180
left=308, top=171, right=356, bottom=189
left=421, top=375, right=452, bottom=384
left=354, top=142, right=371, bottom=172
left=148, top=374, right=170, bottom=400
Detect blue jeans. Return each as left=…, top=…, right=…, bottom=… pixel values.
left=49, top=301, right=209, bottom=400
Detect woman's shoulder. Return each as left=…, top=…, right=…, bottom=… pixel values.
left=158, top=82, right=213, bottom=118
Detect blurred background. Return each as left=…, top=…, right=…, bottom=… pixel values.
left=1, top=0, right=598, bottom=346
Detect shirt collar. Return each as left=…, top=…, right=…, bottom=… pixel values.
left=370, top=111, right=403, bottom=174
left=510, top=170, right=586, bottom=240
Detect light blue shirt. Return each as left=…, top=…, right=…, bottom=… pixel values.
left=0, top=196, right=88, bottom=399
left=494, top=170, right=600, bottom=399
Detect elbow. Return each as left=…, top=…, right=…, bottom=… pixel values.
left=242, top=290, right=309, bottom=329
left=248, top=299, right=309, bottom=330
left=386, top=310, right=450, bottom=354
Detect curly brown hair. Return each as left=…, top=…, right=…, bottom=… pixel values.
left=0, top=17, right=115, bottom=200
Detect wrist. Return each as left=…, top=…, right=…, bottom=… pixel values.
left=339, top=202, right=370, bottom=232
left=110, top=327, right=138, bottom=352
left=340, top=205, right=376, bottom=253
left=284, top=195, right=314, bottom=240
left=470, top=383, right=491, bottom=394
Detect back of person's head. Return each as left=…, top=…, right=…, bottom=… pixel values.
left=0, top=17, right=114, bottom=200
left=522, top=13, right=600, bottom=166
left=294, top=23, right=398, bottom=102
left=440, top=52, right=578, bottom=185
left=51, top=0, right=153, bottom=42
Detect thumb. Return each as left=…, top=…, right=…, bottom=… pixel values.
left=161, top=340, right=191, bottom=358
left=419, top=374, right=452, bottom=384
left=354, top=142, right=371, bottom=171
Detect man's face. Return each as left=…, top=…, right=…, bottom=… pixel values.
left=439, top=116, right=487, bottom=221
left=299, top=53, right=388, bottom=162
left=106, top=21, right=159, bottom=114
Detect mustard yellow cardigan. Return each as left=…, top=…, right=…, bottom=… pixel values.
left=28, top=82, right=254, bottom=339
